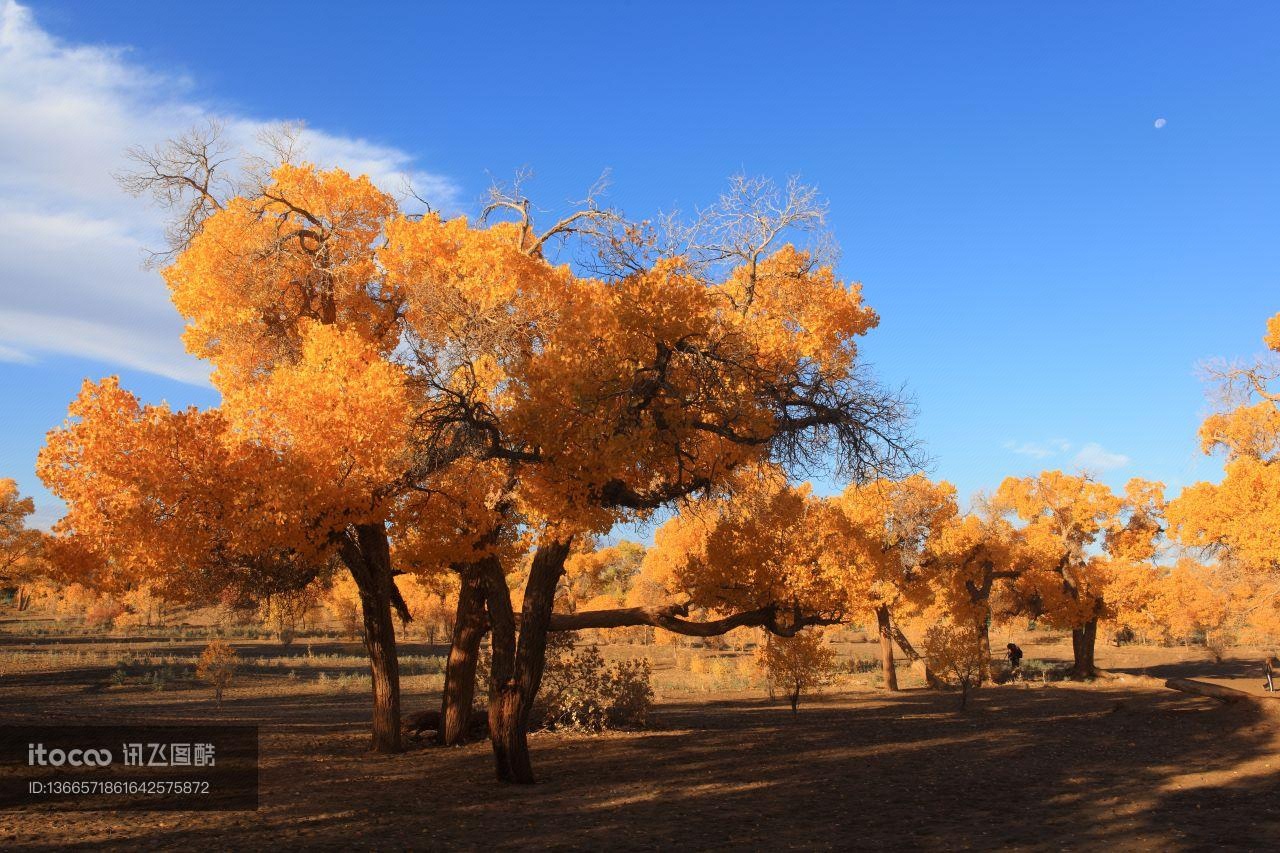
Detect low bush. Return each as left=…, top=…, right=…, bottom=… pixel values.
left=536, top=635, right=654, bottom=732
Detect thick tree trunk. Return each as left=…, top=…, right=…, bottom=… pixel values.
left=1069, top=618, right=1099, bottom=679
left=439, top=560, right=491, bottom=746
left=876, top=606, right=899, bottom=691
left=478, top=551, right=519, bottom=782
left=484, top=538, right=572, bottom=784
left=341, top=523, right=404, bottom=754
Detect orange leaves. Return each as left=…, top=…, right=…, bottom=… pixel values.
left=989, top=471, right=1167, bottom=631
left=646, top=469, right=842, bottom=617
left=1198, top=402, right=1280, bottom=461
left=164, top=164, right=398, bottom=387
left=0, top=478, right=42, bottom=580
left=719, top=245, right=878, bottom=374
left=1266, top=311, right=1280, bottom=353
left=826, top=474, right=958, bottom=613
left=37, top=378, right=322, bottom=601
left=223, top=321, right=413, bottom=525
left=1168, top=457, right=1280, bottom=568
left=754, top=628, right=838, bottom=701
left=1169, top=312, right=1280, bottom=581
left=43, top=163, right=910, bottom=621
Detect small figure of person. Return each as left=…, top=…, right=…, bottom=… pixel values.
left=1006, top=642, right=1024, bottom=672
left=1266, top=656, right=1277, bottom=693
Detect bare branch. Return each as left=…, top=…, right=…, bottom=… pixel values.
left=115, top=120, right=239, bottom=263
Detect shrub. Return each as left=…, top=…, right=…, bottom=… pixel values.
left=196, top=639, right=238, bottom=707
left=923, top=622, right=987, bottom=710
left=755, top=630, right=838, bottom=714
left=536, top=636, right=654, bottom=732
left=84, top=600, right=125, bottom=629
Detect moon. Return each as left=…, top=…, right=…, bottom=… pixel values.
left=1154, top=118, right=1167, bottom=129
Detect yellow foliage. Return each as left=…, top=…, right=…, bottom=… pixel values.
left=922, top=621, right=987, bottom=706
left=196, top=639, right=238, bottom=705
left=754, top=629, right=838, bottom=711
left=0, top=478, right=43, bottom=585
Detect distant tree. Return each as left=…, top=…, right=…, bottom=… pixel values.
left=826, top=475, right=958, bottom=690
left=992, top=472, right=1164, bottom=678
left=0, top=478, right=43, bottom=610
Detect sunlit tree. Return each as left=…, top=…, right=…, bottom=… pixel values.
left=0, top=478, right=43, bottom=610
left=44, top=128, right=916, bottom=782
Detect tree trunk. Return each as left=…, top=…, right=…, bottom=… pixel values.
left=439, top=560, right=490, bottom=746
left=1069, top=618, right=1099, bottom=679
left=1164, top=678, right=1256, bottom=704
left=485, top=538, right=572, bottom=784
left=876, top=606, right=899, bottom=691
left=978, top=617, right=992, bottom=683
left=481, top=548, right=519, bottom=778
left=341, top=523, right=404, bottom=754
left=478, top=551, right=519, bottom=782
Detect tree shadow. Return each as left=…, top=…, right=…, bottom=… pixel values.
left=5, top=682, right=1274, bottom=850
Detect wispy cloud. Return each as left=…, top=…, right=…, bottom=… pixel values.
left=1004, top=437, right=1130, bottom=473
left=0, top=341, right=34, bottom=363
left=1072, top=442, right=1131, bottom=472
left=0, top=1, right=459, bottom=383
left=1004, top=439, right=1072, bottom=459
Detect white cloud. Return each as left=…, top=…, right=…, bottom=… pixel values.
left=0, top=1, right=459, bottom=384
left=1072, top=442, right=1131, bottom=472
left=1004, top=439, right=1072, bottom=459
left=0, top=341, right=33, bottom=363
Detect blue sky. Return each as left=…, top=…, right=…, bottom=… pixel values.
left=1, top=1, right=1276, bottom=530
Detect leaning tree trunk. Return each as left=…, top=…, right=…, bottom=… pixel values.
left=439, top=560, right=491, bottom=746
left=1069, top=618, right=1099, bottom=679
left=484, top=538, right=572, bottom=784
left=876, top=606, right=899, bottom=691
left=341, top=523, right=405, bottom=754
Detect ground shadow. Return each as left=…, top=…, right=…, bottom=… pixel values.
left=4, top=680, right=1275, bottom=851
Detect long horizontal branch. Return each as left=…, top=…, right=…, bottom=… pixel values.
left=546, top=602, right=842, bottom=637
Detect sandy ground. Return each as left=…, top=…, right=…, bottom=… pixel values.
left=0, top=625, right=1276, bottom=851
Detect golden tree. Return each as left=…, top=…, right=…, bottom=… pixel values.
left=0, top=478, right=43, bottom=610
left=924, top=506, right=1031, bottom=681
left=992, top=472, right=1164, bottom=677
left=825, top=475, right=958, bottom=689
left=1168, top=312, right=1280, bottom=640
left=45, top=129, right=914, bottom=778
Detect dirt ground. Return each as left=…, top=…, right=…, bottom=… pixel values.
left=0, top=624, right=1276, bottom=851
